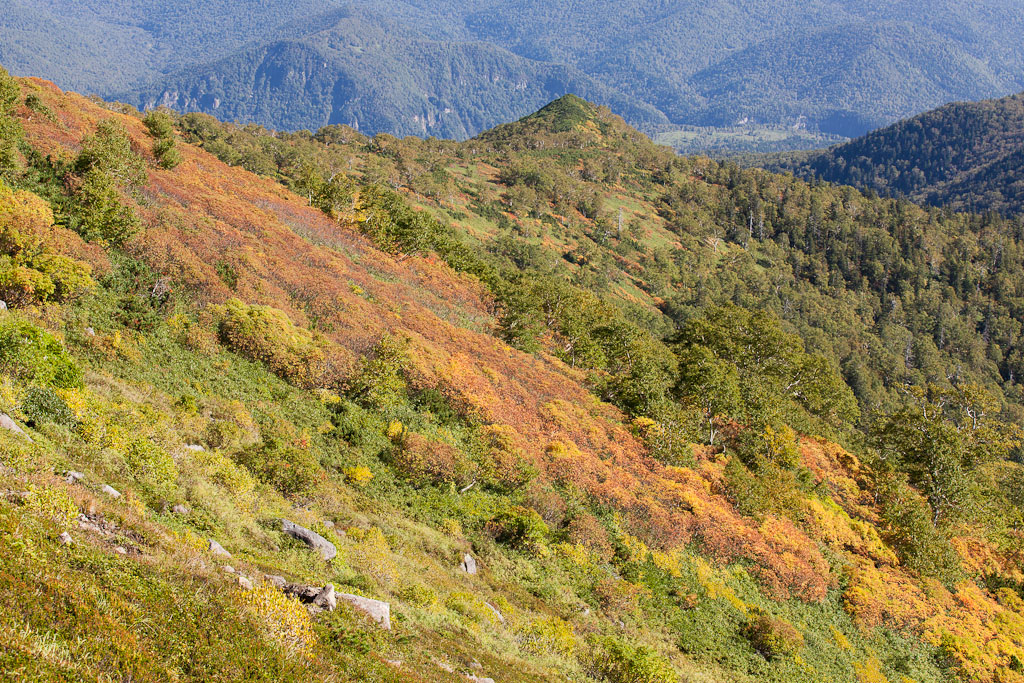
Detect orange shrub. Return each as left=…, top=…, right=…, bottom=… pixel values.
left=568, top=513, right=614, bottom=561
left=389, top=431, right=474, bottom=486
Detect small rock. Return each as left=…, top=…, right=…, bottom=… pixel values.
left=385, top=660, right=402, bottom=668
left=237, top=575, right=253, bottom=590
left=184, top=444, right=205, bottom=452
left=64, top=471, right=85, bottom=485
left=101, top=484, right=121, bottom=499
left=84, top=327, right=95, bottom=336
left=460, top=553, right=477, bottom=575
left=264, top=574, right=288, bottom=589
left=281, top=519, right=336, bottom=561
left=466, top=676, right=495, bottom=683
left=338, top=593, right=390, bottom=630
left=208, top=539, right=231, bottom=557
left=171, top=504, right=190, bottom=515
left=322, top=520, right=335, bottom=528
left=470, top=660, right=483, bottom=670
left=435, top=660, right=455, bottom=673
left=0, top=300, right=7, bottom=310
left=58, top=532, right=73, bottom=545
left=0, top=413, right=31, bottom=442
left=313, top=584, right=337, bottom=611
left=222, top=565, right=235, bottom=574
left=114, top=546, right=127, bottom=555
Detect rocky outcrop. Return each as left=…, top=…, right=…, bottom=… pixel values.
left=0, top=413, right=31, bottom=442
left=337, top=593, right=391, bottom=630
left=209, top=539, right=232, bottom=557
left=281, top=519, right=336, bottom=561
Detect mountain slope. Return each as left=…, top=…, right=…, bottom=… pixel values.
left=1, top=70, right=1024, bottom=682
left=762, top=92, right=1024, bottom=214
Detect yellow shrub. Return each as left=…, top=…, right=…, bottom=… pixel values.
left=854, top=657, right=890, bottom=683
left=398, top=583, right=440, bottom=610
left=386, top=420, right=405, bottom=440
left=190, top=450, right=256, bottom=501
left=520, top=616, right=576, bottom=657
left=25, top=485, right=78, bottom=528
left=343, top=465, right=374, bottom=487
left=214, top=299, right=342, bottom=389
left=0, top=180, right=94, bottom=306
left=831, top=626, right=852, bottom=650
left=348, top=527, right=397, bottom=586
left=439, top=518, right=463, bottom=538
left=236, top=585, right=316, bottom=655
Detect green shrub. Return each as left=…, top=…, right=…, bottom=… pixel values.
left=74, top=168, right=142, bottom=246
left=143, top=110, right=175, bottom=139
left=73, top=119, right=146, bottom=189
left=20, top=386, right=77, bottom=428
left=0, top=316, right=83, bottom=388
left=234, top=441, right=324, bottom=497
left=344, top=334, right=408, bottom=410
left=875, top=472, right=963, bottom=585
left=587, top=636, right=676, bottom=683
left=489, top=505, right=549, bottom=551
left=124, top=439, right=179, bottom=493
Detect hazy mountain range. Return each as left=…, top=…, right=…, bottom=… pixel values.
left=3, top=0, right=1024, bottom=140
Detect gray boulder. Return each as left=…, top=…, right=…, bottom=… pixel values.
left=237, top=575, right=254, bottom=590
left=264, top=574, right=288, bottom=589
left=0, top=413, right=31, bottom=442
left=64, top=471, right=85, bottom=484
left=171, top=504, right=190, bottom=515
left=281, top=519, right=336, bottom=561
left=58, top=532, right=73, bottom=545
left=338, top=593, right=390, bottom=630
left=101, top=484, right=121, bottom=499
left=460, top=553, right=477, bottom=575
left=209, top=539, right=232, bottom=557
left=313, top=583, right=337, bottom=611
left=184, top=444, right=205, bottom=452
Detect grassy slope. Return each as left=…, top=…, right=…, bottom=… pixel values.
left=0, top=77, right=1022, bottom=683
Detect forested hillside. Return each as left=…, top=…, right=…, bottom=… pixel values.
left=2, top=69, right=1024, bottom=683
left=3, top=1, right=1024, bottom=141
left=760, top=92, right=1024, bottom=215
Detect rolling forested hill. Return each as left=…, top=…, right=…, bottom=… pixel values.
left=2, top=65, right=1024, bottom=682
left=759, top=92, right=1024, bottom=215
left=3, top=1, right=1024, bottom=141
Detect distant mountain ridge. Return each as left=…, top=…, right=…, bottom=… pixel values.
left=3, top=0, right=1024, bottom=140
left=134, top=10, right=669, bottom=140
left=761, top=92, right=1024, bottom=215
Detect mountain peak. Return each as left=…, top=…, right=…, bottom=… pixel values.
left=475, top=93, right=649, bottom=151
left=523, top=93, right=599, bottom=132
